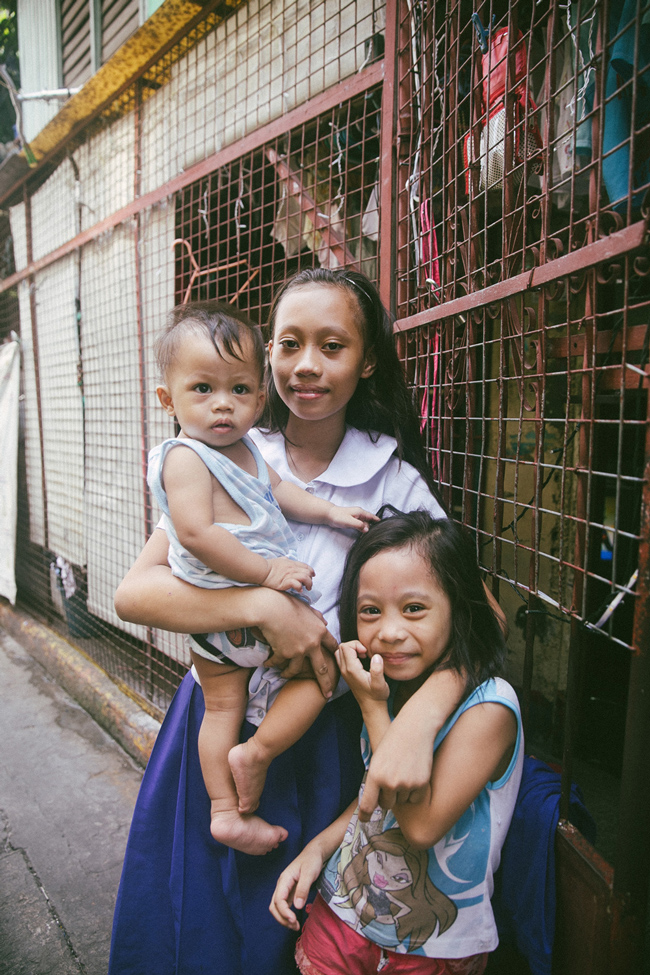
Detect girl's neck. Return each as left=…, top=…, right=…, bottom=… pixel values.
left=284, top=412, right=347, bottom=482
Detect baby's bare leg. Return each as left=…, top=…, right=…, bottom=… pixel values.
left=229, top=655, right=337, bottom=814
left=191, top=651, right=288, bottom=855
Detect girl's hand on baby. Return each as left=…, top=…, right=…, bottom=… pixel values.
left=336, top=643, right=390, bottom=704
left=263, top=557, right=315, bottom=593
left=327, top=506, right=379, bottom=533
left=269, top=846, right=324, bottom=931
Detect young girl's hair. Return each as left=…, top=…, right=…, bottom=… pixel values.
left=338, top=510, right=506, bottom=693
left=262, top=268, right=442, bottom=502
left=155, top=301, right=265, bottom=382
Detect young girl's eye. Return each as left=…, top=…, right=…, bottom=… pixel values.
left=404, top=603, right=425, bottom=614
left=279, top=338, right=300, bottom=350
left=232, top=384, right=249, bottom=395
left=194, top=383, right=211, bottom=394
left=323, top=341, right=343, bottom=352
left=358, top=605, right=380, bottom=617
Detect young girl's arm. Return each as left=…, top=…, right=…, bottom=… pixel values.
left=114, top=529, right=339, bottom=695
left=163, top=446, right=314, bottom=592
left=336, top=646, right=517, bottom=851
left=358, top=668, right=466, bottom=819
left=391, top=700, right=517, bottom=850
left=270, top=798, right=357, bottom=931
left=269, top=468, right=377, bottom=533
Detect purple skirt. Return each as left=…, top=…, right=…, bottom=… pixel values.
left=108, top=671, right=364, bottom=975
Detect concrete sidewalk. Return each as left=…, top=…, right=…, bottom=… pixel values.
left=0, top=625, right=146, bottom=974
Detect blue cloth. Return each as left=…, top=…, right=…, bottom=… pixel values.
left=491, top=756, right=596, bottom=975
left=108, top=671, right=364, bottom=975
left=583, top=0, right=650, bottom=213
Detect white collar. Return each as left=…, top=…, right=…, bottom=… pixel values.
left=252, top=426, right=398, bottom=487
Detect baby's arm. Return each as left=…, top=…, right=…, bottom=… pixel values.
left=270, top=797, right=357, bottom=930
left=269, top=468, right=378, bottom=534
left=163, top=445, right=314, bottom=592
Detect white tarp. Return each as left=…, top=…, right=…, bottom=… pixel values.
left=0, top=339, right=20, bottom=603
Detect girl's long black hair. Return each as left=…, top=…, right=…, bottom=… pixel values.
left=338, top=510, right=507, bottom=694
left=261, top=268, right=443, bottom=506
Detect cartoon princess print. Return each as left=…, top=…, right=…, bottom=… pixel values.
left=340, top=828, right=457, bottom=952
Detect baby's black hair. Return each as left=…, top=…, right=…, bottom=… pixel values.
left=338, top=510, right=506, bottom=694
left=155, top=301, right=265, bottom=383
left=262, top=268, right=444, bottom=507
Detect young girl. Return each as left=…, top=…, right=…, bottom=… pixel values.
left=148, top=303, right=377, bottom=855
left=109, top=269, right=504, bottom=975
left=271, top=511, right=523, bottom=974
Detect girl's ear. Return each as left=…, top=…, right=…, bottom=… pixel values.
left=361, top=349, right=377, bottom=379
left=267, top=338, right=274, bottom=360
left=157, top=385, right=175, bottom=416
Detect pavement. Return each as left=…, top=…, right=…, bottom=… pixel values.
left=0, top=616, right=153, bottom=975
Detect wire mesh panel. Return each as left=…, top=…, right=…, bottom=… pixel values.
left=171, top=89, right=382, bottom=319
left=394, top=0, right=650, bottom=320
left=5, top=1, right=385, bottom=708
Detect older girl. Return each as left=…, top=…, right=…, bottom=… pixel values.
left=109, top=270, right=503, bottom=975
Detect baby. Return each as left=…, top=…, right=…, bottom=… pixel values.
left=148, top=302, right=376, bottom=856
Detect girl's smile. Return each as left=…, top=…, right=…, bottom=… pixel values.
left=268, top=285, right=376, bottom=428
left=356, top=546, right=452, bottom=683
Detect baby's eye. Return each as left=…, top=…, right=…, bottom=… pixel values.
left=232, top=384, right=249, bottom=394
left=194, top=383, right=211, bottom=393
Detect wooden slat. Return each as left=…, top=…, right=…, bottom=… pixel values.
left=102, top=2, right=140, bottom=62
left=61, top=0, right=91, bottom=89
left=62, top=1, right=90, bottom=43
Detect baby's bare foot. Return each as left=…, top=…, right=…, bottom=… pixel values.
left=229, top=739, right=271, bottom=814
left=210, top=808, right=287, bottom=856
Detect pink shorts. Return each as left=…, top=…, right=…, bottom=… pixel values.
left=296, top=894, right=488, bottom=975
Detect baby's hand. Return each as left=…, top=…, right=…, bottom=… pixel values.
left=263, top=557, right=315, bottom=593
left=336, top=642, right=390, bottom=705
left=327, top=506, right=379, bottom=533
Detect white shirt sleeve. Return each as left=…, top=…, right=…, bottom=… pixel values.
left=382, top=459, right=447, bottom=520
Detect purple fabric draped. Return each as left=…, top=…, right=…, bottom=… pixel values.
left=109, top=671, right=364, bottom=975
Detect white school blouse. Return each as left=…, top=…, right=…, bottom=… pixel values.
left=242, top=426, right=446, bottom=724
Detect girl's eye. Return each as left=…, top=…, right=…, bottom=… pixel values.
left=232, top=384, right=249, bottom=395
left=279, top=338, right=299, bottom=350
left=323, top=341, right=343, bottom=352
left=404, top=604, right=425, bottom=614
left=194, top=383, right=211, bottom=393
left=358, top=605, right=380, bottom=617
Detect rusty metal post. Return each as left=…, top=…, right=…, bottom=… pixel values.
left=609, top=387, right=650, bottom=974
